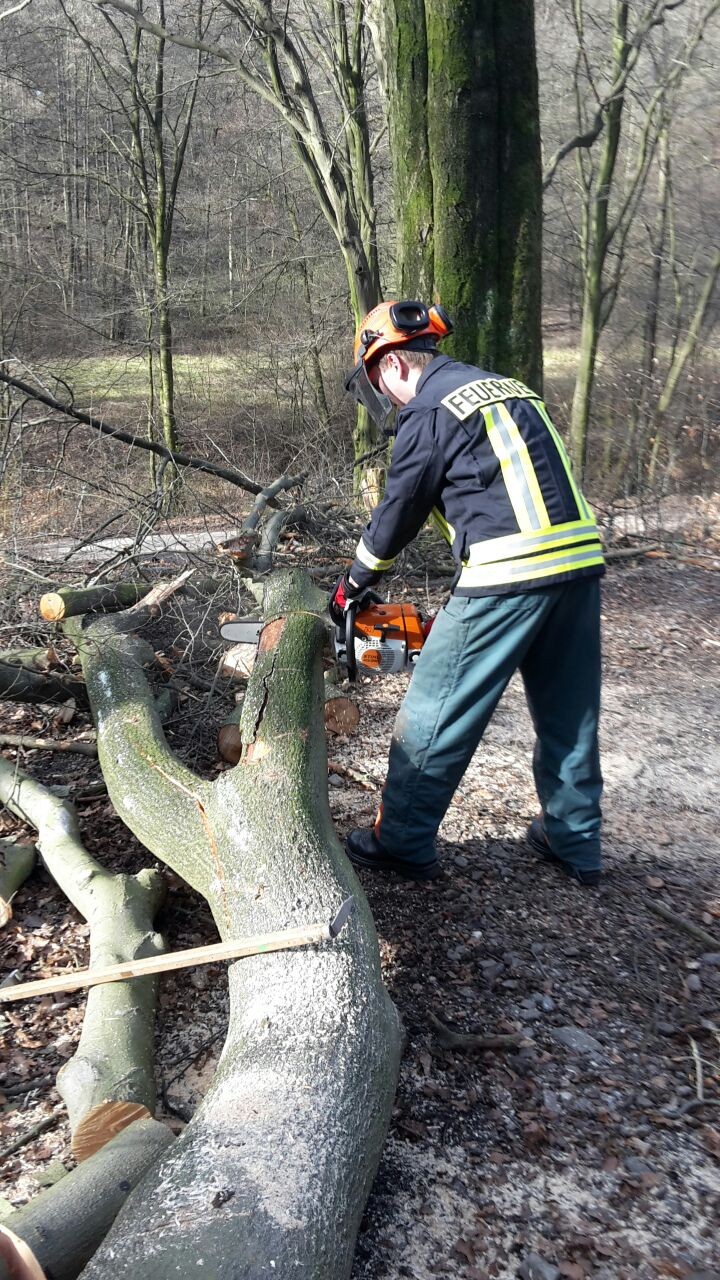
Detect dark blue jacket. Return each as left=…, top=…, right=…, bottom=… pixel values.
left=349, top=355, right=604, bottom=596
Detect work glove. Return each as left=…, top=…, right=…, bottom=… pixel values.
left=328, top=575, right=380, bottom=627
left=328, top=575, right=360, bottom=627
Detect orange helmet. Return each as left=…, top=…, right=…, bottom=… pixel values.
left=352, top=299, right=453, bottom=368
left=346, top=299, right=453, bottom=430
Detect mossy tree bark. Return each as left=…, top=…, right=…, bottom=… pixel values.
left=69, top=568, right=402, bottom=1280
left=384, top=0, right=543, bottom=387
left=0, top=757, right=166, bottom=1160
left=494, top=0, right=543, bottom=385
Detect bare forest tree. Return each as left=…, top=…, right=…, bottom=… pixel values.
left=542, top=0, right=720, bottom=479
left=58, top=0, right=208, bottom=505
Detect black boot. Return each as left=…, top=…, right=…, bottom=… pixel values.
left=345, top=828, right=441, bottom=882
left=527, top=817, right=601, bottom=887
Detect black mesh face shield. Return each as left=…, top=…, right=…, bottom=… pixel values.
left=344, top=362, right=393, bottom=433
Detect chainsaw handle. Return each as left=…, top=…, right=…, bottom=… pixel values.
left=344, top=599, right=359, bottom=683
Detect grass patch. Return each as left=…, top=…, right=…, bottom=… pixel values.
left=55, top=353, right=255, bottom=407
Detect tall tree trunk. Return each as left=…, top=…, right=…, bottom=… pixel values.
left=153, top=245, right=177, bottom=461
left=569, top=1, right=630, bottom=478
left=614, top=122, right=670, bottom=490
left=383, top=0, right=434, bottom=299
left=384, top=0, right=543, bottom=379
left=494, top=0, right=543, bottom=388
left=648, top=246, right=720, bottom=487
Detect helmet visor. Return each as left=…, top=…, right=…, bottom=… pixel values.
left=344, top=363, right=393, bottom=432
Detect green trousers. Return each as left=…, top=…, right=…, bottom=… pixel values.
left=376, top=577, right=603, bottom=874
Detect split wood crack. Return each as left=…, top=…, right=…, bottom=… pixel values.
left=138, top=750, right=230, bottom=933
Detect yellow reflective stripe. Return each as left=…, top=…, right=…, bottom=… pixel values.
left=430, top=506, right=455, bottom=545
left=458, top=547, right=605, bottom=589
left=534, top=400, right=592, bottom=522
left=466, top=519, right=601, bottom=566
left=495, top=402, right=550, bottom=529
left=354, top=538, right=396, bottom=571
left=483, top=407, right=535, bottom=532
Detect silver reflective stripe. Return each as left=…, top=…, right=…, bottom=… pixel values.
left=354, top=538, right=397, bottom=571
left=458, top=546, right=605, bottom=589
left=485, top=404, right=544, bottom=531
left=466, top=522, right=601, bottom=567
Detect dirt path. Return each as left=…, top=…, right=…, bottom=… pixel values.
left=1, top=560, right=719, bottom=1279
left=330, top=561, right=720, bottom=1280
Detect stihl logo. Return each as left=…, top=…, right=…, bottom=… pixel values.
left=442, top=377, right=539, bottom=420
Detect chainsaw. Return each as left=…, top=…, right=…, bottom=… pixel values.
left=220, top=598, right=429, bottom=682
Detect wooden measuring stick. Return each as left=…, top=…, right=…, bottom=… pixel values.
left=1, top=918, right=336, bottom=1004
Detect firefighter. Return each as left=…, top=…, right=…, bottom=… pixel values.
left=330, top=300, right=604, bottom=886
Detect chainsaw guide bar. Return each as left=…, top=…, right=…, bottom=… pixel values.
left=221, top=602, right=427, bottom=682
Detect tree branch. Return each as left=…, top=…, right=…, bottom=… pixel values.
left=0, top=369, right=270, bottom=497
left=0, top=0, right=31, bottom=18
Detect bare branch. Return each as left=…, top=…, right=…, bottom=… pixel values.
left=0, top=369, right=271, bottom=497
left=0, top=0, right=31, bottom=18
left=543, top=108, right=605, bottom=190
left=544, top=0, right=700, bottom=189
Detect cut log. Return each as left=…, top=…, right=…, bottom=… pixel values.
left=0, top=759, right=166, bottom=1160
left=217, top=701, right=244, bottom=766
left=0, top=661, right=85, bottom=706
left=1, top=1118, right=174, bottom=1280
left=126, top=568, right=194, bottom=613
left=220, top=641, right=256, bottom=680
left=70, top=1101, right=151, bottom=1164
left=324, top=684, right=361, bottom=736
left=38, top=584, right=151, bottom=623
left=69, top=568, right=402, bottom=1280
left=0, top=1226, right=46, bottom=1280
left=0, top=840, right=37, bottom=927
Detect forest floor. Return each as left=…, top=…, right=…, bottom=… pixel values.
left=1, top=554, right=719, bottom=1280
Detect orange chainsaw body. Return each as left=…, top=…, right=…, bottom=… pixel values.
left=349, top=602, right=426, bottom=675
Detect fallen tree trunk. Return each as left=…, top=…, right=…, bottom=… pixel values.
left=0, top=661, right=85, bottom=706
left=0, top=1118, right=174, bottom=1280
left=39, top=584, right=151, bottom=622
left=218, top=683, right=359, bottom=765
left=0, top=839, right=37, bottom=926
left=323, top=683, right=361, bottom=736
left=0, top=758, right=166, bottom=1161
left=0, top=647, right=59, bottom=671
left=69, top=568, right=402, bottom=1280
